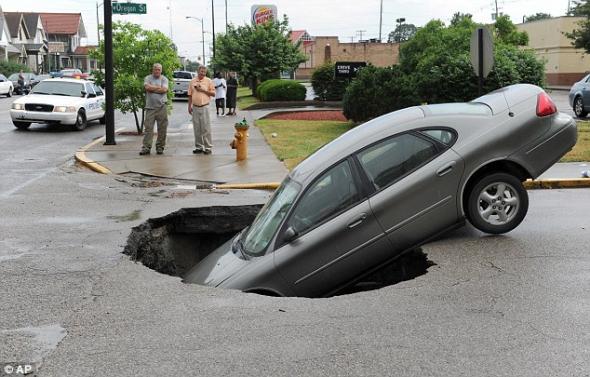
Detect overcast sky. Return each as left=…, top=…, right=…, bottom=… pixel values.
left=4, top=0, right=571, bottom=61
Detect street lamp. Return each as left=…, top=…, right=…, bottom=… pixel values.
left=186, top=16, right=206, bottom=66
left=396, top=18, right=406, bottom=42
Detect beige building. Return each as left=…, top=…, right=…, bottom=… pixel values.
left=292, top=31, right=400, bottom=80
left=517, top=17, right=587, bottom=87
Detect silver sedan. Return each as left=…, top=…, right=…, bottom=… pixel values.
left=184, top=84, right=578, bottom=298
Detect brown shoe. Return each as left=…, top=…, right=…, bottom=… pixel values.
left=139, top=150, right=150, bottom=155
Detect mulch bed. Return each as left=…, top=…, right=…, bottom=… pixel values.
left=262, top=110, right=349, bottom=122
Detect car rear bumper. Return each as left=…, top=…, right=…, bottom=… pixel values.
left=517, top=113, right=578, bottom=178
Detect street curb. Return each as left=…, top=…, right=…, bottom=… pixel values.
left=74, top=128, right=126, bottom=175
left=524, top=178, right=590, bottom=189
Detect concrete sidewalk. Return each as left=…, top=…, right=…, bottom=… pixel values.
left=76, top=103, right=290, bottom=186
left=75, top=102, right=590, bottom=189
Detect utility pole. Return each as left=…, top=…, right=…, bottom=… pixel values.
left=378, top=0, right=383, bottom=42
left=356, top=30, right=366, bottom=41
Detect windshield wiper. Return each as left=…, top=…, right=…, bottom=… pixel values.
left=52, top=93, right=72, bottom=97
left=33, top=92, right=50, bottom=95
left=233, top=235, right=250, bottom=260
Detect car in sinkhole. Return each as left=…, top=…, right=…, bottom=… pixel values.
left=184, top=84, right=578, bottom=298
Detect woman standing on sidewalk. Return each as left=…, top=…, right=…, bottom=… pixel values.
left=226, top=73, right=238, bottom=116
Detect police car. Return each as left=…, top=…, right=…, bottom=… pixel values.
left=10, top=77, right=105, bottom=131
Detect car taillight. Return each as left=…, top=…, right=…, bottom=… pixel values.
left=537, top=93, right=557, bottom=117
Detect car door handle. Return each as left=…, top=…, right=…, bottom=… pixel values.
left=347, top=213, right=367, bottom=228
left=436, top=161, right=456, bottom=177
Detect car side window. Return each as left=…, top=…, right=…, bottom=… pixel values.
left=357, top=133, right=438, bottom=190
left=421, top=129, right=455, bottom=146
left=93, top=84, right=104, bottom=96
left=85, top=83, right=96, bottom=96
left=287, top=160, right=360, bottom=235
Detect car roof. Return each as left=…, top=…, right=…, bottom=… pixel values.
left=290, top=83, right=544, bottom=184
left=38, top=77, right=93, bottom=84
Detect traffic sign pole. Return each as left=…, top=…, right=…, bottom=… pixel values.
left=104, top=0, right=116, bottom=145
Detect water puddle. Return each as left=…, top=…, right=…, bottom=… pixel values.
left=2, top=324, right=67, bottom=363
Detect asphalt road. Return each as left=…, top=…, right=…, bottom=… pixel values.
left=0, top=91, right=589, bottom=377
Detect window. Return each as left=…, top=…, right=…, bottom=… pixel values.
left=421, top=129, right=455, bottom=145
left=357, top=134, right=438, bottom=190
left=93, top=84, right=104, bottom=96
left=287, top=160, right=359, bottom=235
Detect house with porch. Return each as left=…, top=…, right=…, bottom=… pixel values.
left=4, top=11, right=48, bottom=73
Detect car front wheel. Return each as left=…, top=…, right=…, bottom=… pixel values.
left=7, top=88, right=12, bottom=97
left=466, top=173, right=529, bottom=234
left=574, top=96, right=588, bottom=118
left=72, top=110, right=87, bottom=131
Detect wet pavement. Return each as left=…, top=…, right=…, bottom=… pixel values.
left=75, top=101, right=590, bottom=188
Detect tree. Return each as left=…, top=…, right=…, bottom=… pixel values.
left=310, top=62, right=349, bottom=101
left=569, top=0, right=590, bottom=16
left=525, top=13, right=552, bottom=22
left=387, top=23, right=418, bottom=43
left=493, top=15, right=529, bottom=46
left=341, top=14, right=546, bottom=121
left=88, top=21, right=180, bottom=133
left=450, top=12, right=473, bottom=26
left=566, top=0, right=590, bottom=53
left=185, top=60, right=201, bottom=72
left=211, top=16, right=308, bottom=97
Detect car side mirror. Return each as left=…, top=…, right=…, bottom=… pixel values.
left=88, top=93, right=97, bottom=98
left=283, top=227, right=298, bottom=243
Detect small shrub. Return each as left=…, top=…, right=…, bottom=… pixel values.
left=311, top=62, right=348, bottom=101
left=257, top=79, right=281, bottom=99
left=0, top=61, right=30, bottom=77
left=259, top=80, right=306, bottom=102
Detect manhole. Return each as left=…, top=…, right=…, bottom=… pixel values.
left=124, top=205, right=435, bottom=297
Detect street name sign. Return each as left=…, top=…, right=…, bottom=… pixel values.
left=112, top=2, right=147, bottom=14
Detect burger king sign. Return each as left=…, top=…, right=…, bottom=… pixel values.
left=251, top=5, right=278, bottom=26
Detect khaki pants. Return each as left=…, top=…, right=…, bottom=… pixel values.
left=192, top=105, right=212, bottom=151
left=142, top=104, right=169, bottom=151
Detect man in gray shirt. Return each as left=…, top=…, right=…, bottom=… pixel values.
left=140, top=63, right=169, bottom=155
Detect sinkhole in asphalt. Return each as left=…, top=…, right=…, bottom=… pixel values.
left=123, top=205, right=435, bottom=297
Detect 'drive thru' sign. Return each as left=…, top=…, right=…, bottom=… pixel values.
left=334, top=62, right=367, bottom=79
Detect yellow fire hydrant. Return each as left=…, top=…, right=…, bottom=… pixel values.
left=230, top=118, right=249, bottom=161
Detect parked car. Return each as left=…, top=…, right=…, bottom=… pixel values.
left=172, top=70, right=196, bottom=99
left=10, top=77, right=106, bottom=131
left=52, top=69, right=89, bottom=80
left=184, top=84, right=578, bottom=298
left=0, top=74, right=14, bottom=97
left=8, top=72, right=38, bottom=95
left=568, top=73, right=590, bottom=117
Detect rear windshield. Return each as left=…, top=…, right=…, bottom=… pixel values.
left=425, top=103, right=492, bottom=116
left=173, top=72, right=193, bottom=79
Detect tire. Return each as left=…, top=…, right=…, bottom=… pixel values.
left=72, top=110, right=87, bottom=131
left=7, top=87, right=12, bottom=97
left=99, top=114, right=106, bottom=124
left=466, top=173, right=529, bottom=234
left=13, top=121, right=31, bottom=130
left=574, top=96, right=588, bottom=118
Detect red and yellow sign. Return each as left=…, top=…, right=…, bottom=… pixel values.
left=251, top=5, right=277, bottom=26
